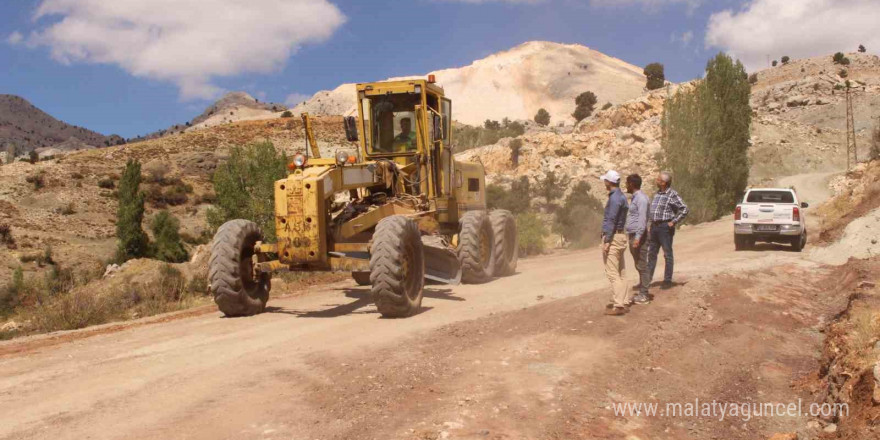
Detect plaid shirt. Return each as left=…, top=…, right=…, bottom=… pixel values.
left=648, top=187, right=689, bottom=225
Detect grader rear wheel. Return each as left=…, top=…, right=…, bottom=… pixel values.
left=369, top=216, right=425, bottom=318
left=208, top=220, right=270, bottom=317
left=490, top=210, right=518, bottom=277
left=457, top=211, right=496, bottom=284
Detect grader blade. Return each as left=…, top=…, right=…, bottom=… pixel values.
left=422, top=237, right=461, bottom=285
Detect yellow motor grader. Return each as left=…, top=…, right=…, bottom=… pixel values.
left=208, top=77, right=518, bottom=318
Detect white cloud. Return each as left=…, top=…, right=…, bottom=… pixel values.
left=22, top=0, right=345, bottom=100
left=706, top=0, right=880, bottom=72
left=590, top=0, right=702, bottom=14
left=6, top=31, right=24, bottom=45
left=284, top=92, right=310, bottom=107
left=671, top=30, right=694, bottom=46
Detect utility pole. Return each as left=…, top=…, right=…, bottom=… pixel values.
left=846, top=84, right=858, bottom=170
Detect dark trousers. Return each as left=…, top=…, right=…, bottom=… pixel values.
left=628, top=233, right=650, bottom=296
left=647, top=222, right=675, bottom=284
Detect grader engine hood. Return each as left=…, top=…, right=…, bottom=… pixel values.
left=274, top=163, right=380, bottom=268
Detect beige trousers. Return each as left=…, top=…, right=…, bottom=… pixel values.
left=604, top=234, right=632, bottom=308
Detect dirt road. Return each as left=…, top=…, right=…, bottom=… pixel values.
left=0, top=173, right=849, bottom=440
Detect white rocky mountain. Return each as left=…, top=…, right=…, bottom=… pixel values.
left=291, top=41, right=648, bottom=126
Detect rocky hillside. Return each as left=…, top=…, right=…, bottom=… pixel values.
left=0, top=95, right=124, bottom=159
left=460, top=51, right=880, bottom=201
left=186, top=92, right=287, bottom=131
left=291, top=41, right=647, bottom=126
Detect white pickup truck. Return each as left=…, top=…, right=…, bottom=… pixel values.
left=734, top=188, right=809, bottom=252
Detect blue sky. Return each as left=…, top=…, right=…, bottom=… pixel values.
left=2, top=0, right=877, bottom=138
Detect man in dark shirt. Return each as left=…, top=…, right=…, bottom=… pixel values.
left=647, top=171, right=689, bottom=290
left=600, top=170, right=630, bottom=315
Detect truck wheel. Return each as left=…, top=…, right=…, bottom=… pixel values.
left=791, top=233, right=806, bottom=252
left=734, top=235, right=746, bottom=251
left=352, top=272, right=371, bottom=286
left=458, top=211, right=496, bottom=283
left=490, top=210, right=518, bottom=276
left=370, top=216, right=425, bottom=318
left=209, top=220, right=270, bottom=317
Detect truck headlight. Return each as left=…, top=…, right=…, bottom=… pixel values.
left=335, top=151, right=351, bottom=166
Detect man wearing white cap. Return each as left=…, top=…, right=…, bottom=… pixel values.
left=599, top=170, right=631, bottom=316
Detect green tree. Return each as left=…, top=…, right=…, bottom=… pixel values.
left=644, top=62, right=666, bottom=90
left=516, top=212, right=547, bottom=256
left=207, top=142, right=288, bottom=241
left=781, top=56, right=790, bottom=64
left=150, top=211, right=188, bottom=263
left=486, top=176, right=531, bottom=214
left=859, top=44, right=867, bottom=53
left=572, top=91, right=598, bottom=123
left=772, top=60, right=778, bottom=67
left=833, top=52, right=847, bottom=64
left=661, top=52, right=752, bottom=224
left=748, top=73, right=758, bottom=84
left=28, top=150, right=39, bottom=164
left=540, top=171, right=563, bottom=205
left=509, top=138, right=523, bottom=167
left=116, top=159, right=150, bottom=262
left=553, top=181, right=604, bottom=247
left=534, top=108, right=551, bottom=126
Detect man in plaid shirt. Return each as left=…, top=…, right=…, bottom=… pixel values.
left=647, top=171, right=689, bottom=290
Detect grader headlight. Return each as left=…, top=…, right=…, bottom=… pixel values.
left=290, top=153, right=307, bottom=170
left=335, top=150, right=351, bottom=166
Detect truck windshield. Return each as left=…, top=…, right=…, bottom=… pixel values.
left=368, top=94, right=420, bottom=154
left=746, top=191, right=794, bottom=203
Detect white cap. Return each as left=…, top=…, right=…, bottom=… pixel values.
left=599, top=170, right=621, bottom=184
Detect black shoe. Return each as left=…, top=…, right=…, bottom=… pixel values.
left=661, top=281, right=673, bottom=290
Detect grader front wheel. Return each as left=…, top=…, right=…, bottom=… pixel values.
left=369, top=216, right=425, bottom=318
left=208, top=220, right=271, bottom=317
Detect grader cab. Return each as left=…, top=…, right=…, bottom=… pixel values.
left=208, top=78, right=518, bottom=318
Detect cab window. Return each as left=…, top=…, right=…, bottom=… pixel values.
left=369, top=94, right=420, bottom=154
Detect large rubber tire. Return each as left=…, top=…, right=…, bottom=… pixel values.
left=791, top=232, right=806, bottom=252
left=352, top=272, right=371, bottom=286
left=208, top=220, right=270, bottom=317
left=369, top=216, right=425, bottom=318
left=490, top=210, right=518, bottom=276
left=457, top=211, right=496, bottom=284
left=734, top=235, right=747, bottom=251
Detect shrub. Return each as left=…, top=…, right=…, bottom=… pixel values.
left=772, top=60, right=778, bottom=67
left=55, top=202, right=76, bottom=216
left=781, top=56, right=790, bottom=64
left=661, top=52, right=752, bottom=224
left=534, top=108, right=551, bottom=126
left=1, top=267, right=25, bottom=317
left=143, top=161, right=171, bottom=184
left=509, top=139, right=523, bottom=167
left=25, top=173, right=45, bottom=190
left=553, top=181, right=604, bottom=247
left=280, top=110, right=293, bottom=118
left=98, top=178, right=115, bottom=189
left=207, top=142, right=288, bottom=242
left=833, top=52, right=845, bottom=63
left=150, top=211, right=188, bottom=263
left=115, top=159, right=150, bottom=262
left=601, top=102, right=613, bottom=111
left=748, top=73, right=758, bottom=84
left=0, top=223, right=12, bottom=246
left=841, top=57, right=851, bottom=65
left=644, top=63, right=665, bottom=90
left=71, top=172, right=83, bottom=179
left=28, top=150, right=38, bottom=164
left=859, top=44, right=867, bottom=53
left=486, top=176, right=531, bottom=214
left=516, top=212, right=547, bottom=256
left=452, top=119, right=525, bottom=152
left=839, top=69, right=848, bottom=78
left=572, top=91, right=598, bottom=122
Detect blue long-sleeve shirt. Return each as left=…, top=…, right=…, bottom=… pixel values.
left=602, top=187, right=628, bottom=243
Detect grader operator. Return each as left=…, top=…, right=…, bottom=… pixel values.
left=208, top=77, right=518, bottom=318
